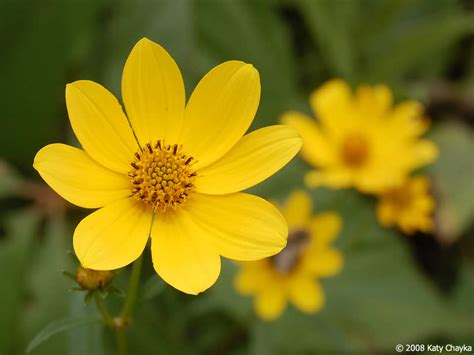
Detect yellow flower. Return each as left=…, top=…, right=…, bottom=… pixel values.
left=234, top=190, right=343, bottom=320
left=281, top=79, right=438, bottom=193
left=376, top=176, right=435, bottom=235
left=33, top=38, right=302, bottom=295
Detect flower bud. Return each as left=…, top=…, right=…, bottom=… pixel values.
left=76, top=266, right=114, bottom=290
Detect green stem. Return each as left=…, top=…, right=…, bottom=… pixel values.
left=116, top=328, right=127, bottom=355
left=120, top=254, right=143, bottom=321
left=94, top=293, right=114, bottom=327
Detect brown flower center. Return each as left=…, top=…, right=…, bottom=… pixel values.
left=270, top=229, right=310, bottom=274
left=341, top=134, right=369, bottom=167
left=128, top=141, right=196, bottom=212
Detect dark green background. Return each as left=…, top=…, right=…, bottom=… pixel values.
left=0, top=0, right=473, bottom=354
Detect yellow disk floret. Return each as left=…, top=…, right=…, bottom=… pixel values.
left=128, top=141, right=196, bottom=212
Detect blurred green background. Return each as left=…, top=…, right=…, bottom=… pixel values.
left=1, top=0, right=473, bottom=354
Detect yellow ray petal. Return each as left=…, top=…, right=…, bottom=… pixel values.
left=184, top=193, right=287, bottom=261
left=281, top=112, right=336, bottom=167
left=196, top=125, right=301, bottom=194
left=180, top=61, right=260, bottom=169
left=151, top=210, right=221, bottom=295
left=122, top=38, right=185, bottom=146
left=288, top=277, right=324, bottom=313
left=305, top=169, right=352, bottom=189
left=308, top=249, right=344, bottom=277
left=411, top=140, right=439, bottom=167
left=33, top=144, right=131, bottom=208
left=355, top=84, right=393, bottom=119
left=65, top=81, right=138, bottom=174
left=234, top=262, right=269, bottom=294
left=309, top=212, right=342, bottom=244
left=309, top=79, right=354, bottom=138
left=254, top=287, right=287, bottom=321
left=73, top=198, right=152, bottom=270
left=284, top=190, right=313, bottom=227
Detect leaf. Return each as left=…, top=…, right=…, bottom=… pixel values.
left=295, top=0, right=358, bottom=79
left=20, top=215, right=74, bottom=354
left=0, top=210, right=40, bottom=354
left=26, top=317, right=101, bottom=354
left=427, top=121, right=474, bottom=243
left=0, top=160, right=22, bottom=199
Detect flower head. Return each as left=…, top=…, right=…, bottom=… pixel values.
left=376, top=176, right=435, bottom=235
left=234, top=190, right=343, bottom=320
left=282, top=79, right=438, bottom=193
left=33, top=38, right=302, bottom=294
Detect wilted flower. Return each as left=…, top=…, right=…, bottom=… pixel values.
left=234, top=190, right=343, bottom=320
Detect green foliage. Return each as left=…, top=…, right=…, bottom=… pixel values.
left=26, top=317, right=101, bottom=354
left=0, top=0, right=472, bottom=354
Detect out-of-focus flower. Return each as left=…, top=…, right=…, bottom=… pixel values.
left=282, top=79, right=438, bottom=193
left=234, top=190, right=343, bottom=321
left=33, top=38, right=302, bottom=295
left=376, top=176, right=435, bottom=235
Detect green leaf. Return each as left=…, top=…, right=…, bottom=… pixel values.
left=427, top=121, right=474, bottom=242
left=0, top=160, right=22, bottom=199
left=26, top=317, right=101, bottom=354
left=0, top=210, right=40, bottom=354
left=295, top=0, right=357, bottom=80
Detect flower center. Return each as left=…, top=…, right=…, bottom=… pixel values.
left=270, top=228, right=310, bottom=274
left=128, top=141, right=196, bottom=212
left=341, top=134, right=369, bottom=167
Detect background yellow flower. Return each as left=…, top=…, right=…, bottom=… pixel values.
left=282, top=79, right=439, bottom=193
left=234, top=190, right=343, bottom=320
left=377, top=176, right=435, bottom=235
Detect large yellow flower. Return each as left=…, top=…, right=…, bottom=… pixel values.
left=33, top=38, right=302, bottom=295
left=234, top=190, right=343, bottom=320
left=282, top=79, right=438, bottom=193
left=376, top=176, right=435, bottom=235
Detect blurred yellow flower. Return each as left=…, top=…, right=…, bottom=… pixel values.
left=234, top=190, right=343, bottom=320
left=282, top=79, right=438, bottom=193
left=33, top=38, right=302, bottom=295
left=376, top=176, right=435, bottom=235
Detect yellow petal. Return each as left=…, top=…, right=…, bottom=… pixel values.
left=284, top=190, right=313, bottom=227
left=234, top=261, right=269, bottom=294
left=308, top=249, right=344, bottom=277
left=33, top=144, right=131, bottom=208
left=309, top=79, right=354, bottom=138
left=309, top=212, right=342, bottom=244
left=151, top=210, right=221, bottom=295
left=305, top=169, right=352, bottom=189
left=412, top=140, right=438, bottom=167
left=196, top=125, right=302, bottom=194
left=180, top=61, right=260, bottom=169
left=281, top=112, right=336, bottom=167
left=122, top=38, right=185, bottom=146
left=355, top=84, right=393, bottom=118
left=66, top=81, right=138, bottom=174
left=74, top=198, right=152, bottom=270
left=288, top=277, right=324, bottom=313
left=184, top=193, right=287, bottom=261
left=254, top=287, right=287, bottom=321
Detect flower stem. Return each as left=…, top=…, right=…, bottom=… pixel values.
left=116, top=327, right=127, bottom=355
left=94, top=293, right=114, bottom=327
left=120, top=254, right=143, bottom=321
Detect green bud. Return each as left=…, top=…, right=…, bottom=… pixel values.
left=76, top=266, right=114, bottom=290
